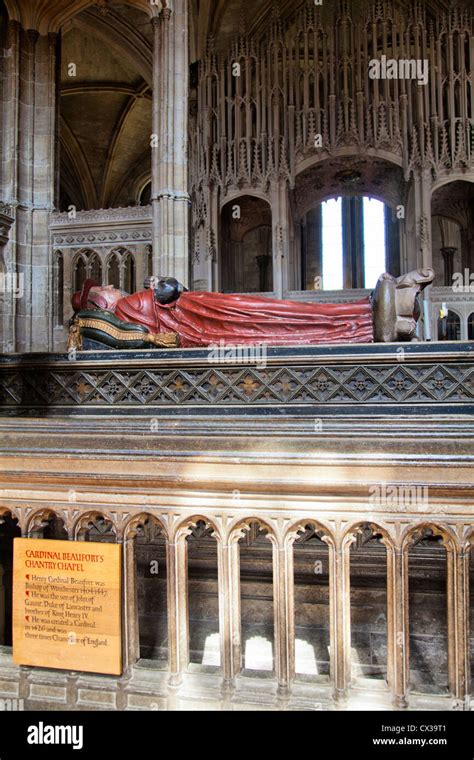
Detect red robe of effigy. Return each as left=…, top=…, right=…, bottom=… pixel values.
left=114, top=289, right=374, bottom=347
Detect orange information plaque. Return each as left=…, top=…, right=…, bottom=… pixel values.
left=13, top=538, right=122, bottom=675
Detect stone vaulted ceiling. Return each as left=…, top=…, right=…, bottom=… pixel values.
left=59, top=3, right=153, bottom=211
left=3, top=0, right=160, bottom=34
left=4, top=0, right=470, bottom=211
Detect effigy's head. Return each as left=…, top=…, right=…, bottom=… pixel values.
left=88, top=284, right=124, bottom=310
left=72, top=280, right=124, bottom=312
left=151, top=277, right=187, bottom=304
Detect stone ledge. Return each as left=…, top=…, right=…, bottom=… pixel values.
left=0, top=342, right=472, bottom=417
left=0, top=655, right=461, bottom=711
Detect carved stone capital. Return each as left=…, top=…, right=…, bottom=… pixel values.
left=26, top=29, right=39, bottom=45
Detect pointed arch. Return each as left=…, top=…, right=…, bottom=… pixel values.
left=100, top=82, right=150, bottom=207
left=60, top=115, right=99, bottom=209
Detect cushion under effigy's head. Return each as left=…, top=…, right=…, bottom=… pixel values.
left=71, top=278, right=100, bottom=312
left=72, top=309, right=179, bottom=350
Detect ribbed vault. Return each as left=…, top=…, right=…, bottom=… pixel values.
left=4, top=0, right=160, bottom=34
left=58, top=3, right=153, bottom=210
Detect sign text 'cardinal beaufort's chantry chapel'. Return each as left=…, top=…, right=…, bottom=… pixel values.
left=12, top=539, right=122, bottom=676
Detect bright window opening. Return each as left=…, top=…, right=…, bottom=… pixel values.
left=363, top=197, right=386, bottom=289
left=321, top=197, right=344, bottom=290
left=319, top=196, right=387, bottom=290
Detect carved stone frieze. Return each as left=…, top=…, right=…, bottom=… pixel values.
left=51, top=205, right=153, bottom=226
left=52, top=229, right=152, bottom=248
left=0, top=346, right=472, bottom=413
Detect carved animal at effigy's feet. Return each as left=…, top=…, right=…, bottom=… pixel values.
left=68, top=269, right=435, bottom=352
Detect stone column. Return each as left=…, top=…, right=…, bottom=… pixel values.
left=460, top=223, right=474, bottom=273
left=6, top=23, right=34, bottom=354
left=1, top=22, right=19, bottom=351
left=166, top=534, right=189, bottom=686
left=272, top=540, right=295, bottom=695
left=270, top=183, right=292, bottom=297
left=342, top=197, right=353, bottom=289
left=414, top=169, right=433, bottom=272
left=329, top=538, right=352, bottom=702
left=342, top=197, right=364, bottom=289
left=122, top=535, right=140, bottom=673
left=386, top=545, right=409, bottom=708
left=410, top=169, right=433, bottom=340
left=440, top=246, right=456, bottom=287
left=207, top=189, right=219, bottom=291
left=151, top=2, right=190, bottom=285
left=1, top=21, right=20, bottom=206
left=446, top=542, right=470, bottom=707
left=151, top=14, right=161, bottom=279
left=134, top=244, right=147, bottom=292
left=217, top=537, right=241, bottom=688
left=1, top=24, right=58, bottom=353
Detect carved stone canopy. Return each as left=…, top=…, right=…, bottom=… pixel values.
left=292, top=157, right=406, bottom=219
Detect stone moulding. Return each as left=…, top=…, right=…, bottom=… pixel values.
left=50, top=205, right=153, bottom=225
left=51, top=229, right=152, bottom=248
left=50, top=205, right=153, bottom=248
left=0, top=342, right=472, bottom=416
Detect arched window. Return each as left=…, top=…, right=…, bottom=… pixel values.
left=363, top=198, right=387, bottom=288
left=74, top=254, right=87, bottom=292
left=123, top=252, right=136, bottom=294
left=89, top=252, right=101, bottom=284
left=438, top=310, right=461, bottom=341
left=106, top=248, right=136, bottom=293
left=73, top=250, right=102, bottom=293
left=302, top=195, right=389, bottom=291
left=468, top=313, right=474, bottom=341
left=107, top=252, right=121, bottom=290
left=321, top=198, right=343, bottom=290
